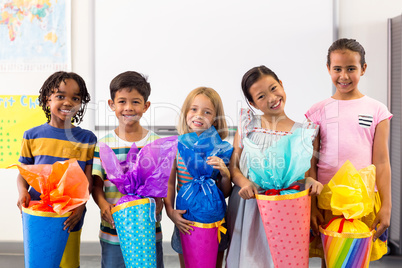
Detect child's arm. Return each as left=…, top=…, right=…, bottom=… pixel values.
left=371, top=119, right=392, bottom=241
left=229, top=130, right=259, bottom=199
left=63, top=204, right=85, bottom=232
left=206, top=156, right=232, bottom=197
left=17, top=171, right=30, bottom=212
left=164, top=160, right=194, bottom=234
left=309, top=133, right=324, bottom=235
left=155, top=198, right=164, bottom=215
left=304, top=176, right=323, bottom=196
left=85, top=164, right=94, bottom=194
left=92, top=175, right=115, bottom=228
left=63, top=164, right=93, bottom=232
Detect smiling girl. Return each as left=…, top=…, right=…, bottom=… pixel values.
left=226, top=65, right=322, bottom=267
left=164, top=87, right=232, bottom=268
left=306, top=38, right=392, bottom=267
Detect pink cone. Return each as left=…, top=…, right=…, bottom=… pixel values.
left=180, top=223, right=219, bottom=268
left=256, top=189, right=311, bottom=268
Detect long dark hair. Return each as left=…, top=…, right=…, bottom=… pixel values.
left=241, top=65, right=280, bottom=105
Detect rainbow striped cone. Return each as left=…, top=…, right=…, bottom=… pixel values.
left=179, top=219, right=226, bottom=268
left=256, top=189, right=311, bottom=268
left=21, top=207, right=71, bottom=268
left=320, top=226, right=374, bottom=268
left=111, top=198, right=157, bottom=268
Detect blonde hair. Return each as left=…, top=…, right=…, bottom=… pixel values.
left=177, top=87, right=228, bottom=139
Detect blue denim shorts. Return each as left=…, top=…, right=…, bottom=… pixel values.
left=100, top=240, right=164, bottom=268
left=171, top=223, right=229, bottom=254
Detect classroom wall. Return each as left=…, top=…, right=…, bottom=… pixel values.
left=338, top=0, right=402, bottom=105
left=1, top=0, right=402, bottom=243
left=93, top=0, right=334, bottom=128
left=0, top=0, right=100, bottom=242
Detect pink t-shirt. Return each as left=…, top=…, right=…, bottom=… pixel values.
left=305, top=96, right=392, bottom=185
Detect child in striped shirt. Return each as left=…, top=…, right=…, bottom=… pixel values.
left=92, top=71, right=163, bottom=268
left=17, top=71, right=97, bottom=268
left=164, top=87, right=232, bottom=268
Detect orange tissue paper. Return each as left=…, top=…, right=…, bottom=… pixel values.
left=13, top=159, right=90, bottom=215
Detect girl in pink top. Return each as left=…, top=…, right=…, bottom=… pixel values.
left=306, top=38, right=392, bottom=266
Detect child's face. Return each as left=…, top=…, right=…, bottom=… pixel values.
left=327, top=49, right=367, bottom=96
left=46, top=78, right=81, bottom=128
left=186, top=94, right=216, bottom=135
left=249, top=75, right=286, bottom=117
left=108, top=88, right=150, bottom=128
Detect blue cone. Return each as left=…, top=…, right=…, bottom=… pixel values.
left=22, top=207, right=70, bottom=268
left=112, top=199, right=157, bottom=268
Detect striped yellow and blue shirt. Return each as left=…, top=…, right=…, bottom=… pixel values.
left=19, top=123, right=96, bottom=170
left=19, top=123, right=97, bottom=232
left=92, top=129, right=162, bottom=245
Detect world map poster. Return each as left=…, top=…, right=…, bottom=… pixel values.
left=0, top=0, right=71, bottom=72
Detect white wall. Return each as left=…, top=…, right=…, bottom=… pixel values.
left=0, top=0, right=100, bottom=242
left=94, top=0, right=333, bottom=127
left=1, top=0, right=402, bottom=243
left=337, top=0, right=402, bottom=105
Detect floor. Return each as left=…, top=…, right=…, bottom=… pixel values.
left=1, top=242, right=401, bottom=267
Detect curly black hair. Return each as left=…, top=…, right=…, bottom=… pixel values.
left=38, top=71, right=91, bottom=124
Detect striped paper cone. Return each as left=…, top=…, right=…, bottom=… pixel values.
left=256, top=189, right=311, bottom=268
left=21, top=206, right=71, bottom=268
left=111, top=198, right=157, bottom=268
left=180, top=219, right=226, bottom=268
left=320, top=226, right=374, bottom=268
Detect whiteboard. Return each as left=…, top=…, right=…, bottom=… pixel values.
left=94, top=0, right=334, bottom=128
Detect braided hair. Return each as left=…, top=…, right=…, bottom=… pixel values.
left=38, top=71, right=90, bottom=124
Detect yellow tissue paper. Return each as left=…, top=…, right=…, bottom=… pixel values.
left=325, top=217, right=370, bottom=234
left=317, top=184, right=332, bottom=210
left=317, top=160, right=375, bottom=219
left=318, top=161, right=376, bottom=268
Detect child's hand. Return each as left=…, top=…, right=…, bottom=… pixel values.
left=171, top=209, right=194, bottom=235
left=100, top=201, right=115, bottom=228
left=310, top=204, right=324, bottom=236
left=64, top=204, right=86, bottom=232
left=155, top=197, right=164, bottom=215
left=238, top=180, right=259, bottom=200
left=371, top=206, right=391, bottom=241
left=207, top=156, right=230, bottom=179
left=305, top=177, right=323, bottom=196
left=17, top=189, right=31, bottom=212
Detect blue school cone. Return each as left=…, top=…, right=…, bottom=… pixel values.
left=111, top=198, right=157, bottom=268
left=22, top=206, right=71, bottom=268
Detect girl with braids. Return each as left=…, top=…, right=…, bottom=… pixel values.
left=17, top=71, right=97, bottom=268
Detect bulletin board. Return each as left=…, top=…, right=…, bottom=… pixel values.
left=0, top=95, right=46, bottom=168
left=94, top=0, right=334, bottom=128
